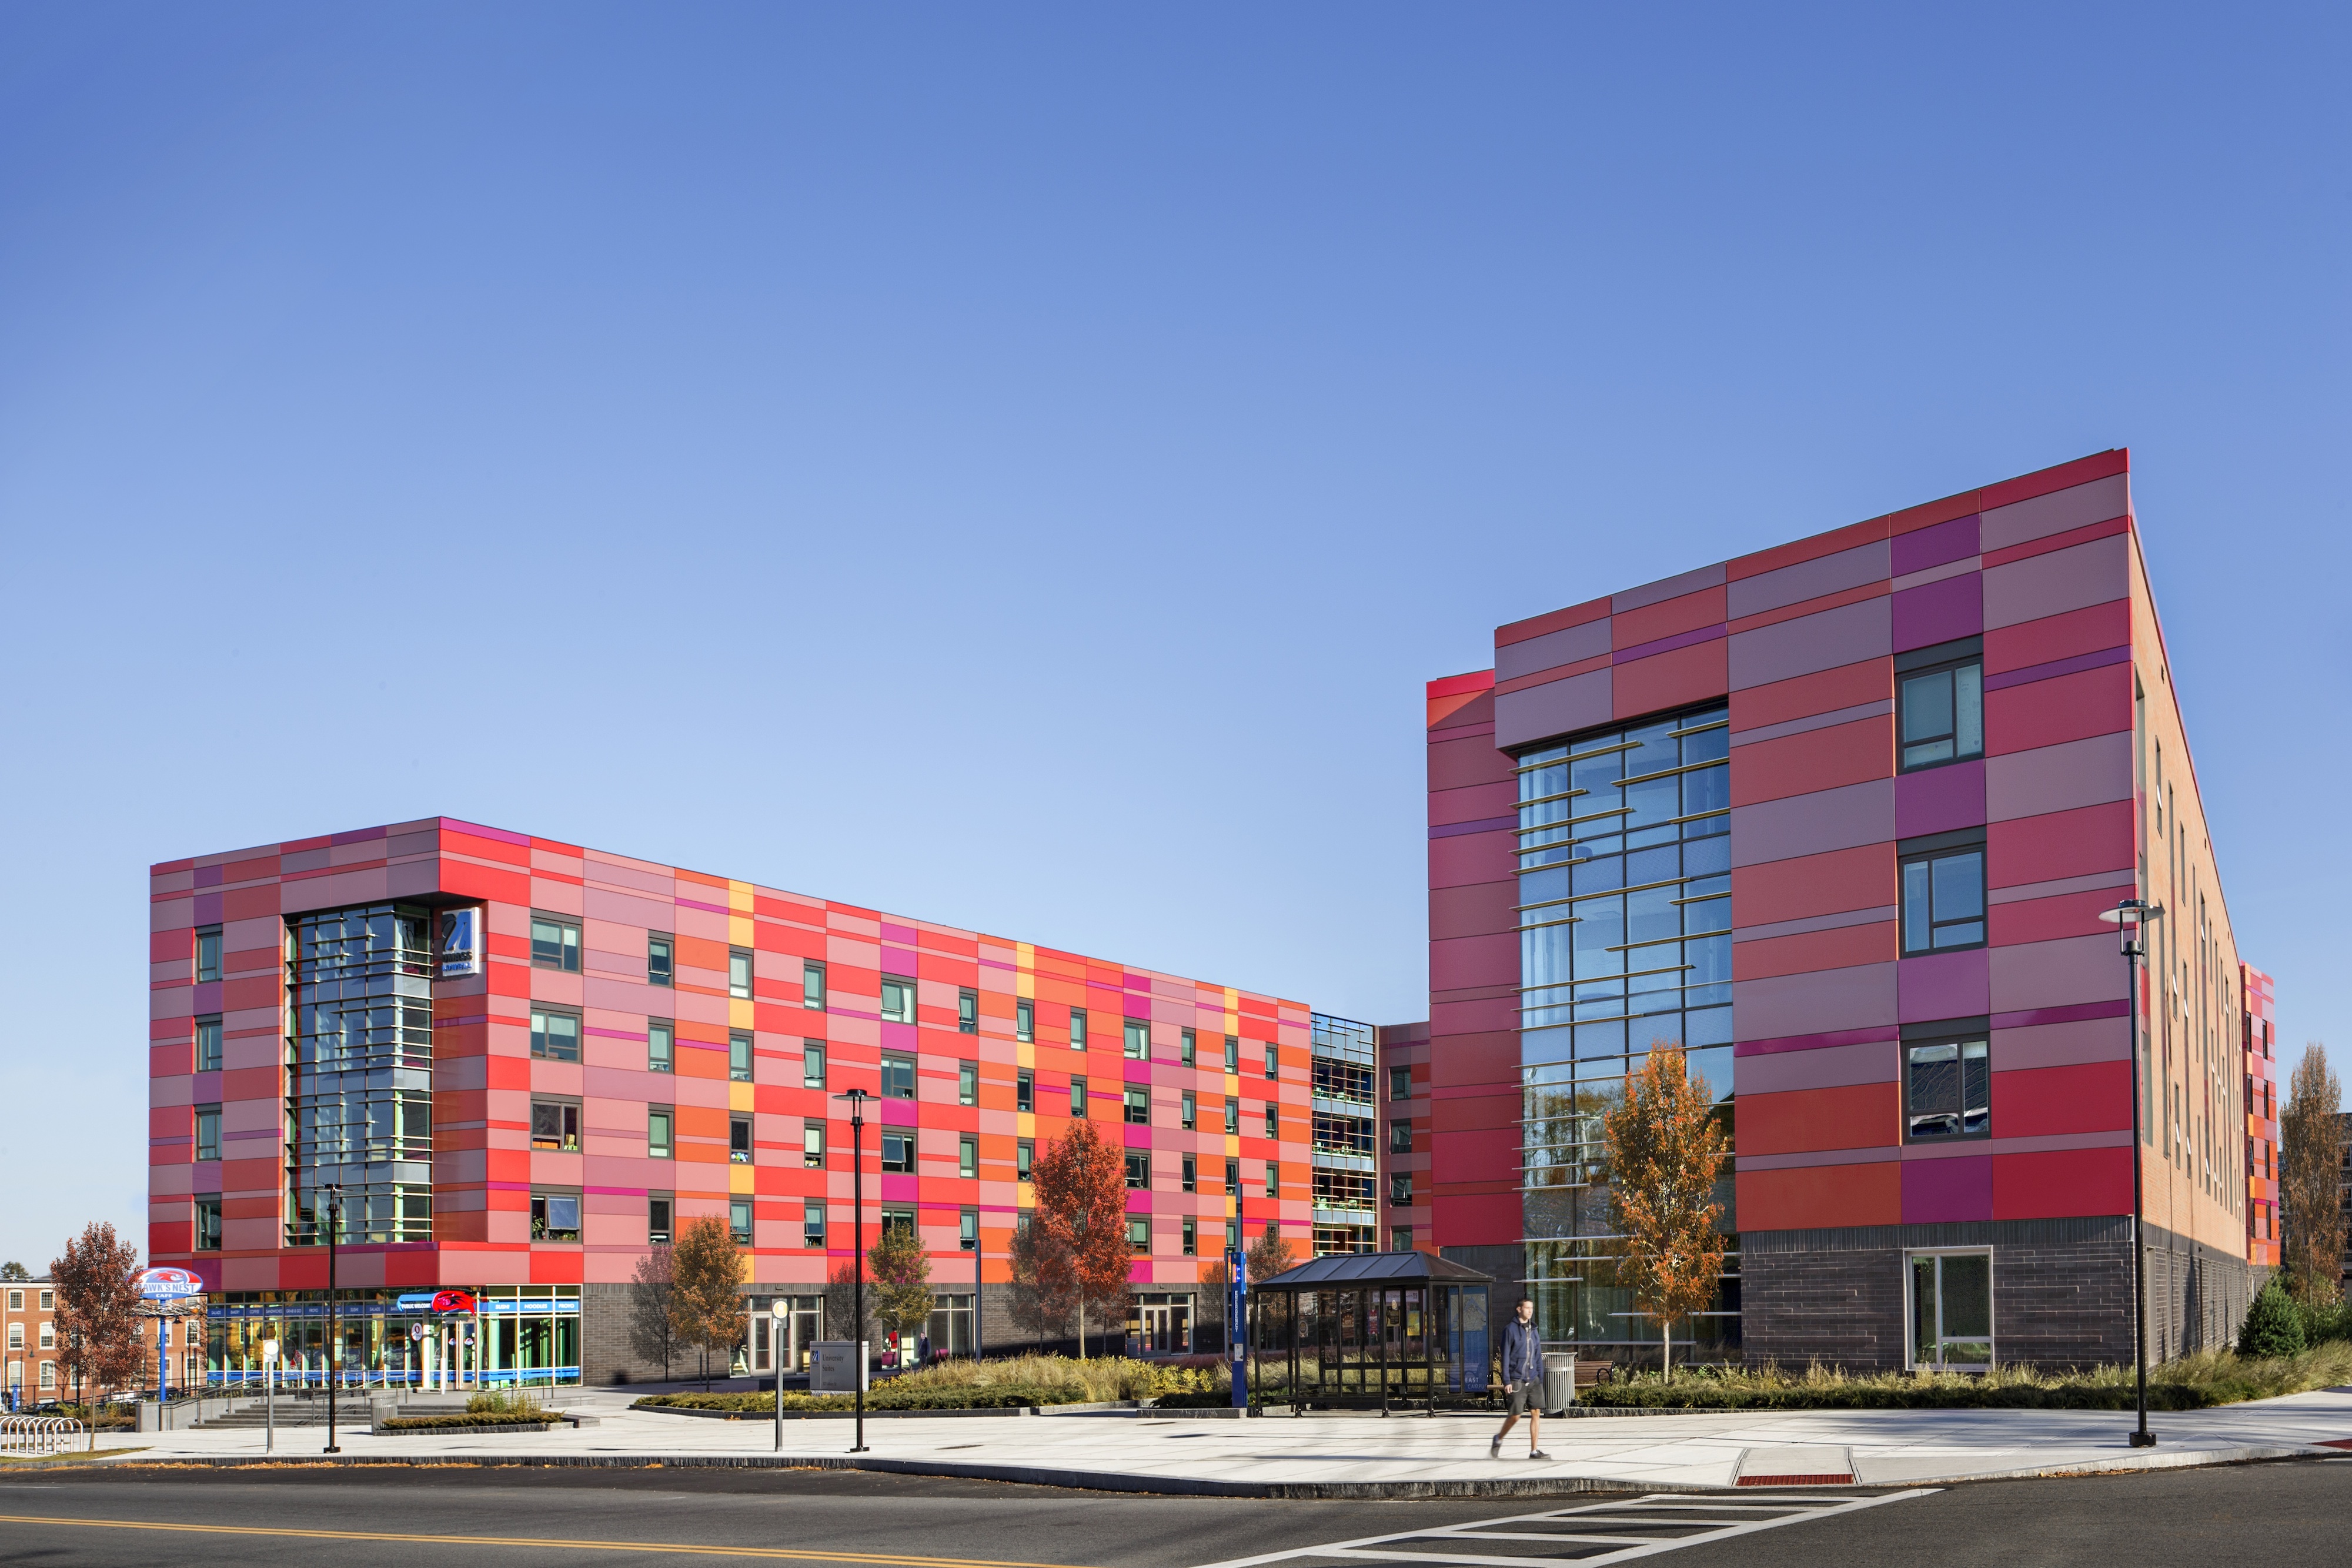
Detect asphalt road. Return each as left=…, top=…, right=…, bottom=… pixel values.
left=0, top=1457, right=2340, bottom=1567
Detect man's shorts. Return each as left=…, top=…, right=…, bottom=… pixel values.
left=1505, top=1382, right=1538, bottom=1415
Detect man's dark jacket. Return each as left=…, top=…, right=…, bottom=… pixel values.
left=1499, top=1316, right=1542, bottom=1388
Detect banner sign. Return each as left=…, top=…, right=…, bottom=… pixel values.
left=432, top=1289, right=479, bottom=1316
left=436, top=907, right=483, bottom=978
left=133, top=1266, right=205, bottom=1302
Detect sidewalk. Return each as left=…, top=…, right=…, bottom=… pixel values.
left=56, top=1384, right=2352, bottom=1496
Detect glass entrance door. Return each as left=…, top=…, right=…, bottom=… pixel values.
left=1910, top=1252, right=1993, bottom=1369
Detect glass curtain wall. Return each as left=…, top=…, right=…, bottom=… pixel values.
left=204, top=1287, right=583, bottom=1387
left=1308, top=1015, right=1379, bottom=1254
left=286, top=904, right=435, bottom=1245
left=1515, top=700, right=1739, bottom=1353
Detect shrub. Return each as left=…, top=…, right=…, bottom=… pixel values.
left=467, top=1389, right=546, bottom=1419
left=633, top=1353, right=1230, bottom=1413
left=2239, top=1281, right=2306, bottom=1359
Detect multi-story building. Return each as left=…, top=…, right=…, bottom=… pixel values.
left=2243, top=965, right=2280, bottom=1269
left=3, top=1279, right=58, bottom=1407
left=1307, top=1015, right=1379, bottom=1254
left=1422, top=449, right=2265, bottom=1368
left=1377, top=1022, right=1432, bottom=1253
left=149, top=818, right=1318, bottom=1385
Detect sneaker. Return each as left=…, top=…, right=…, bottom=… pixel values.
left=1528, top=1450, right=1551, bottom=1460
left=1489, top=1436, right=1502, bottom=1459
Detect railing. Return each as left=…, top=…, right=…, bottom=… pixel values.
left=0, top=1415, right=85, bottom=1456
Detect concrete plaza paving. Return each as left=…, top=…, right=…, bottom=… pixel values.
left=65, top=1383, right=2352, bottom=1495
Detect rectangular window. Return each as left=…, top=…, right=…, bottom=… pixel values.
left=1264, top=1103, right=1279, bottom=1139
left=804, top=1202, right=826, bottom=1249
left=803, top=961, right=827, bottom=1010
left=1182, top=1154, right=1197, bottom=1193
left=1225, top=1218, right=1241, bottom=1253
left=1390, top=1119, right=1412, bottom=1154
left=1127, top=1216, right=1150, bottom=1254
left=959, top=1060, right=978, bottom=1106
left=1224, top=1096, right=1240, bottom=1135
left=1264, top=1044, right=1278, bottom=1080
left=729, top=948, right=754, bottom=1000
left=1180, top=1090, right=1197, bottom=1131
left=960, top=1134, right=978, bottom=1179
left=39, top=1362, right=54, bottom=1390
left=1124, top=1018, right=1150, bottom=1059
left=1390, top=1065, right=1411, bottom=1101
left=648, top=935, right=674, bottom=987
left=196, top=1015, right=223, bottom=1073
left=37, top=1291, right=51, bottom=1311
left=5, top=1323, right=16, bottom=1348
left=961, top=1208, right=979, bottom=1250
left=1393, top=1226, right=1414, bottom=1251
left=39, top=1323, right=54, bottom=1348
left=5, top=1290, right=18, bottom=1312
left=880, top=975, right=916, bottom=1024
left=1389, top=1171, right=1413, bottom=1206
left=530, top=1009, right=582, bottom=1062
left=1124, top=1086, right=1150, bottom=1125
left=194, top=1105, right=221, bottom=1162
left=881, top=1053, right=916, bottom=1099
left=1125, top=1151, right=1151, bottom=1189
left=648, top=1108, right=674, bottom=1159
left=803, top=1041, right=826, bottom=1089
left=1909, top=1251, right=1994, bottom=1369
left=803, top=1122, right=825, bottom=1168
left=882, top=1131, right=915, bottom=1174
left=648, top=1019, right=674, bottom=1073
left=195, top=1196, right=222, bottom=1252
left=1181, top=1028, right=1196, bottom=1066
left=1015, top=999, right=1034, bottom=1042
left=1265, top=1160, right=1278, bottom=1199
left=1016, top=1139, right=1034, bottom=1181
left=730, top=1115, right=753, bottom=1164
left=1016, top=1069, right=1034, bottom=1113
left=649, top=1195, right=673, bottom=1245
left=1906, top=1035, right=1991, bottom=1141
left=1069, top=1009, right=1088, bottom=1052
left=195, top=925, right=222, bottom=983
left=531, top=1099, right=582, bottom=1152
left=1224, top=1034, right=1239, bottom=1073
left=958, top=988, right=979, bottom=1034
left=1182, top=1216, right=1197, bottom=1256
left=1902, top=837, right=1987, bottom=953
left=1225, top=1156, right=1240, bottom=1195
left=530, top=916, right=582, bottom=972
left=1070, top=1076, right=1087, bottom=1117
left=729, top=1031, right=754, bottom=1083
left=881, top=1206, right=916, bottom=1239
left=730, top=1198, right=753, bottom=1244
left=530, top=1191, right=582, bottom=1242
left=1899, top=650, right=1985, bottom=771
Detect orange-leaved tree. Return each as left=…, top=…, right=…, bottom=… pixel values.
left=668, top=1215, right=744, bottom=1390
left=1030, top=1120, right=1131, bottom=1359
left=1600, top=1048, right=1729, bottom=1379
left=51, top=1222, right=143, bottom=1446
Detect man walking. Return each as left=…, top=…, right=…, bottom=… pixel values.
left=1489, top=1295, right=1548, bottom=1460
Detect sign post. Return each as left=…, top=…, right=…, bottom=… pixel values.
left=1228, top=1248, right=1248, bottom=1410
left=260, top=1338, right=278, bottom=1454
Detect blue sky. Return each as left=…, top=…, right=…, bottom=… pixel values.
left=2, top=3, right=2345, bottom=1269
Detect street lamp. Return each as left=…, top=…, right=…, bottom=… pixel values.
left=831, top=1088, right=872, bottom=1455
left=322, top=1184, right=343, bottom=1455
left=2099, top=898, right=2164, bottom=1449
left=770, top=1298, right=788, bottom=1453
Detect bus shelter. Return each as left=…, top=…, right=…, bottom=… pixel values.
left=1247, top=1251, right=1492, bottom=1412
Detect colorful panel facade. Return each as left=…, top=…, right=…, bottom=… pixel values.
left=2242, top=964, right=2279, bottom=1268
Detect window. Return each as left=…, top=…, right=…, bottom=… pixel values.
left=881, top=1206, right=916, bottom=1239
left=960, top=1135, right=978, bottom=1179
left=1016, top=999, right=1034, bottom=1042
left=195, top=925, right=222, bottom=982
left=1016, top=1069, right=1034, bottom=1113
left=803, top=1122, right=825, bottom=1168
left=960, top=1208, right=979, bottom=1251
left=1225, top=1218, right=1241, bottom=1253
left=1901, top=835, right=1987, bottom=952
left=1124, top=1019, right=1150, bottom=1060
left=195, top=1196, right=222, bottom=1252
left=530, top=916, right=581, bottom=972
left=881, top=1053, right=916, bottom=1099
left=1225, top=1156, right=1240, bottom=1196
left=803, top=1041, right=826, bottom=1089
left=1017, top=1139, right=1034, bottom=1181
left=648, top=935, right=674, bottom=987
left=1224, top=1096, right=1240, bottom=1135
left=1070, top=1076, right=1088, bottom=1117
left=804, top=961, right=827, bottom=1010
left=1899, top=646, right=1984, bottom=770
left=38, top=1362, right=54, bottom=1391
left=729, top=948, right=753, bottom=1000
left=1224, top=1034, right=1240, bottom=1073
left=1906, top=1035, right=1990, bottom=1141
left=531, top=1191, right=582, bottom=1242
left=648, top=1020, right=674, bottom=1073
left=38, top=1291, right=51, bottom=1312
left=1125, top=1151, right=1150, bottom=1189
left=1390, top=1065, right=1411, bottom=1101
left=959, top=1060, right=978, bottom=1106
left=196, top=1015, right=223, bottom=1073
left=1265, top=1160, right=1279, bottom=1198
left=4, top=1325, right=16, bottom=1349
left=649, top=1195, right=673, bottom=1245
left=1390, top=1119, right=1412, bottom=1154
left=1909, top=1251, right=1993, bottom=1369
left=1182, top=1216, right=1197, bottom=1256
left=531, top=1099, right=581, bottom=1152
left=729, top=1032, right=754, bottom=1083
left=1393, top=1226, right=1414, bottom=1251
left=958, top=988, right=979, bottom=1034
left=803, top=1202, right=826, bottom=1249
left=4, top=1290, right=17, bottom=1312
left=730, top=1115, right=753, bottom=1164
left=1264, top=1103, right=1279, bottom=1139
left=1181, top=1154, right=1198, bottom=1193
left=648, top=1108, right=674, bottom=1159
left=39, top=1323, right=54, bottom=1348
left=1069, top=1009, right=1088, bottom=1052
left=1264, top=1044, right=1278, bottom=1080
left=1390, top=1172, right=1413, bottom=1206
left=1125, top=1087, right=1151, bottom=1125
left=882, top=1132, right=915, bottom=1174
left=1180, top=1091, right=1197, bottom=1131
left=880, top=976, right=916, bottom=1024
left=195, top=1105, right=221, bottom=1162
left=730, top=1198, right=753, bottom=1244
left=530, top=1009, right=581, bottom=1062
left=1127, top=1217, right=1150, bottom=1254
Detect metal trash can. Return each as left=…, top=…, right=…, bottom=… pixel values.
left=1542, top=1352, right=1576, bottom=1415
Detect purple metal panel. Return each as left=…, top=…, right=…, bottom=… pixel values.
left=1728, top=594, right=1890, bottom=690
left=1891, top=571, right=1982, bottom=652
left=1729, top=778, right=1893, bottom=868
left=1494, top=618, right=1611, bottom=682
left=1733, top=1038, right=1899, bottom=1094
left=1897, top=949, right=1990, bottom=1024
left=1889, top=514, right=1981, bottom=577
left=1726, top=539, right=1889, bottom=620
left=1492, top=667, right=1613, bottom=750
left=1733, top=962, right=1896, bottom=1043
left=1985, top=731, right=2132, bottom=822
left=1990, top=933, right=2126, bottom=1014
left=1980, top=474, right=2130, bottom=552
left=1983, top=534, right=2129, bottom=629
left=1901, top=1154, right=1992, bottom=1223
left=1895, top=759, right=1986, bottom=838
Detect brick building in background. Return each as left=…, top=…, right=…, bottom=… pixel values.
left=148, top=820, right=1329, bottom=1385
left=1421, top=450, right=2268, bottom=1369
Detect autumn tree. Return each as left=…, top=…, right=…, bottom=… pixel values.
left=1006, top=1219, right=1078, bottom=1350
left=1247, top=1223, right=1298, bottom=1285
left=668, top=1215, right=744, bottom=1390
left=823, top=1261, right=875, bottom=1353
left=626, top=1244, right=677, bottom=1383
left=868, top=1222, right=936, bottom=1358
left=51, top=1222, right=143, bottom=1445
left=1601, top=1049, right=1729, bottom=1378
left=1030, top=1121, right=1130, bottom=1359
left=2281, top=1044, right=2346, bottom=1305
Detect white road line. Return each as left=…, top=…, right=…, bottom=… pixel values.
left=1188, top=1487, right=1939, bottom=1568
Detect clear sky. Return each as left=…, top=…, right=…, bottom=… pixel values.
left=2, top=4, right=2345, bottom=1271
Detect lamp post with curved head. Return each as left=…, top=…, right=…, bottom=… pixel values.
left=322, top=1185, right=344, bottom=1455
left=770, top=1298, right=789, bottom=1453
left=2100, top=898, right=2164, bottom=1449
left=831, top=1088, right=872, bottom=1454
